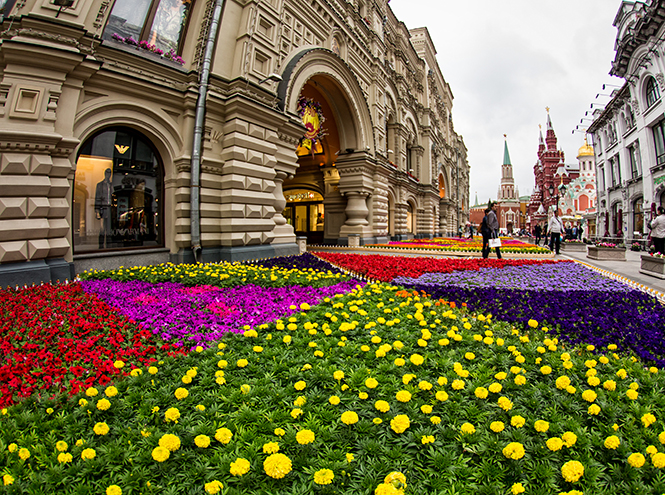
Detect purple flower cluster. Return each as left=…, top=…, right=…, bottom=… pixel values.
left=81, top=279, right=360, bottom=348
left=250, top=252, right=344, bottom=274
left=396, top=263, right=665, bottom=366
left=393, top=263, right=630, bottom=292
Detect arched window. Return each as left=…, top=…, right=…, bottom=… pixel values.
left=103, top=0, right=193, bottom=56
left=73, top=127, right=164, bottom=253
left=646, top=76, right=661, bottom=108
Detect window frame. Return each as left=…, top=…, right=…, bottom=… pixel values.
left=646, top=76, right=661, bottom=109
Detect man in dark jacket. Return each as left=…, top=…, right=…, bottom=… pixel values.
left=534, top=223, right=542, bottom=245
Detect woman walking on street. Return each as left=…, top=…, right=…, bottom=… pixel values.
left=481, top=202, right=502, bottom=259
left=650, top=206, right=665, bottom=255
left=548, top=209, right=564, bottom=255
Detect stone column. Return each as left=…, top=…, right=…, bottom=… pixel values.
left=270, top=170, right=295, bottom=244
left=336, top=152, right=376, bottom=244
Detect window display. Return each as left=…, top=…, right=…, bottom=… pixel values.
left=73, top=128, right=163, bottom=253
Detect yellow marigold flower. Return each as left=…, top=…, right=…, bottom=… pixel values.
left=452, top=379, right=465, bottom=390
left=373, top=418, right=383, bottom=424
left=3, top=474, right=14, bottom=486
left=18, top=448, right=30, bottom=460
left=511, top=416, right=525, bottom=428
left=396, top=390, right=412, bottom=402
left=461, top=422, right=476, bottom=435
left=653, top=452, right=665, bottom=468
left=164, top=407, right=180, bottom=423
left=105, top=386, right=118, bottom=397
left=215, top=427, right=233, bottom=444
left=490, top=421, right=505, bottom=433
left=390, top=414, right=411, bottom=434
left=56, top=440, right=68, bottom=452
left=8, top=443, right=17, bottom=453
left=528, top=319, right=538, bottom=328
left=402, top=374, right=416, bottom=384
left=159, top=434, right=181, bottom=452
left=431, top=416, right=442, bottom=425
left=563, top=361, right=574, bottom=370
left=473, top=387, right=488, bottom=399
left=509, top=483, right=526, bottom=495
left=418, top=380, right=433, bottom=391
left=57, top=452, right=73, bottom=464
left=394, top=357, right=406, bottom=366
left=494, top=372, right=507, bottom=380
left=195, top=435, right=211, bottom=448
left=296, top=429, right=315, bottom=445
left=314, top=468, right=334, bottom=485
left=291, top=408, right=303, bottom=419
left=361, top=345, right=370, bottom=352
left=546, top=437, right=563, bottom=451
left=566, top=385, right=576, bottom=394
left=372, top=400, right=390, bottom=413
left=582, top=390, right=597, bottom=402
left=274, top=428, right=286, bottom=437
left=534, top=420, right=549, bottom=433
left=642, top=413, right=657, bottom=428
left=230, top=457, right=251, bottom=476
left=93, top=422, right=109, bottom=435
left=465, top=352, right=475, bottom=360
left=384, top=471, right=407, bottom=490
left=498, top=397, right=513, bottom=411
left=502, top=442, right=525, bottom=460
left=561, top=460, right=584, bottom=482
left=562, top=431, right=578, bottom=447
left=79, top=398, right=88, bottom=407
left=410, top=354, right=424, bottom=365
left=237, top=359, right=248, bottom=368
left=261, top=442, right=279, bottom=454
left=628, top=453, right=645, bottom=468
left=174, top=388, right=189, bottom=400
left=603, top=380, right=616, bottom=391
left=616, top=368, right=627, bottom=379
left=346, top=453, right=354, bottom=462
left=540, top=365, right=552, bottom=375
left=627, top=389, right=639, bottom=400
left=365, top=377, right=379, bottom=389
left=588, top=404, right=601, bottom=415
left=181, top=375, right=192, bottom=384
left=341, top=411, right=359, bottom=425
left=106, top=485, right=122, bottom=495
left=326, top=394, right=340, bottom=405
left=294, top=380, right=306, bottom=391
left=647, top=445, right=658, bottom=455
left=650, top=367, right=659, bottom=374
left=421, top=404, right=433, bottom=414
left=421, top=435, right=435, bottom=444
left=341, top=384, right=349, bottom=391
left=204, top=480, right=224, bottom=494
left=81, top=448, right=96, bottom=460
left=113, top=360, right=124, bottom=369
left=148, top=366, right=158, bottom=374
left=605, top=435, right=621, bottom=450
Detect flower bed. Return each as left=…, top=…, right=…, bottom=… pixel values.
left=366, top=237, right=550, bottom=254
left=314, top=251, right=559, bottom=282
left=3, top=254, right=665, bottom=494
left=0, top=283, right=180, bottom=408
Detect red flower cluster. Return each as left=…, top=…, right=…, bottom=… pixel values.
left=0, top=283, right=181, bottom=408
left=313, top=252, right=564, bottom=282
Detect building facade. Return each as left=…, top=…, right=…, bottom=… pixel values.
left=588, top=0, right=665, bottom=242
left=0, top=0, right=469, bottom=286
left=526, top=112, right=581, bottom=232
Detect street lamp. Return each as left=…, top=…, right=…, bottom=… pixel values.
left=547, top=183, right=555, bottom=212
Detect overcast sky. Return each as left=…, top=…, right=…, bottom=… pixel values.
left=390, top=0, right=625, bottom=206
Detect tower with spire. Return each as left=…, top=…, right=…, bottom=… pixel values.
left=498, top=135, right=518, bottom=200
left=527, top=108, right=581, bottom=230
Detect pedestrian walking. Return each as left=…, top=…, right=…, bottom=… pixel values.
left=650, top=206, right=665, bottom=255
left=534, top=223, right=542, bottom=246
left=548, top=210, right=564, bottom=255
left=481, top=202, right=502, bottom=259
left=578, top=223, right=584, bottom=240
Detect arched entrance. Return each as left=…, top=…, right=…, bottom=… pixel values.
left=283, top=188, right=325, bottom=245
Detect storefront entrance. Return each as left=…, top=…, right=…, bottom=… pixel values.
left=284, top=189, right=324, bottom=245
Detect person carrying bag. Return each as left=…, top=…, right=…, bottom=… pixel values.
left=481, top=202, right=502, bottom=259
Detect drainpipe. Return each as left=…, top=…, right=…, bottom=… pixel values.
left=190, top=0, right=225, bottom=263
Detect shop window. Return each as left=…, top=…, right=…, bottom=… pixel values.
left=102, top=0, right=192, bottom=55
left=633, top=197, right=644, bottom=235
left=73, top=127, right=163, bottom=253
